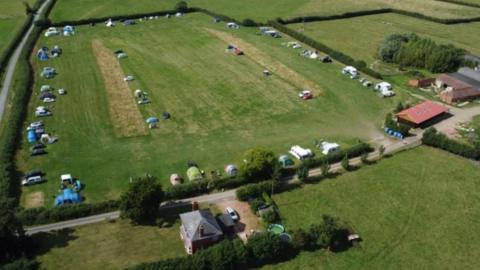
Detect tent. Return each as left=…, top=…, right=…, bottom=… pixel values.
left=41, top=67, right=56, bottom=79
left=37, top=48, right=49, bottom=61
left=63, top=25, right=75, bottom=36
left=51, top=46, right=62, bottom=57
left=187, top=166, right=203, bottom=181
left=27, top=130, right=37, bottom=143
left=278, top=155, right=294, bottom=168
left=146, top=117, right=159, bottom=124
left=162, top=112, right=170, bottom=119
left=106, top=19, right=115, bottom=27
left=170, top=174, right=182, bottom=185
left=224, top=164, right=238, bottom=176
left=40, top=85, right=52, bottom=92
left=54, top=188, right=82, bottom=206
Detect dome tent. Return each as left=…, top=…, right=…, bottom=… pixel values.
left=63, top=25, right=75, bottom=36
left=278, top=155, right=294, bottom=168
left=54, top=188, right=82, bottom=206
left=187, top=166, right=202, bottom=181
left=37, top=47, right=49, bottom=61
left=170, top=174, right=182, bottom=185
left=27, top=130, right=37, bottom=143
left=224, top=164, right=238, bottom=176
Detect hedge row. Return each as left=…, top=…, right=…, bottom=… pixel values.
left=268, top=20, right=383, bottom=79
left=0, top=15, right=33, bottom=74
left=306, top=142, right=374, bottom=168
left=279, top=8, right=480, bottom=25
left=422, top=128, right=480, bottom=160
left=435, top=0, right=480, bottom=8
left=236, top=181, right=279, bottom=201
left=17, top=200, right=119, bottom=226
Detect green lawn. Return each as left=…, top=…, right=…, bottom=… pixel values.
left=50, top=0, right=480, bottom=23
left=0, top=0, right=36, bottom=63
left=32, top=219, right=184, bottom=270
left=19, top=13, right=410, bottom=207
left=291, top=13, right=480, bottom=66
left=265, top=146, right=480, bottom=270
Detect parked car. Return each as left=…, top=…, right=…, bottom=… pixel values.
left=298, top=90, right=313, bottom=100
left=226, top=207, right=239, bottom=222
left=31, top=149, right=47, bottom=156
left=44, top=27, right=59, bottom=37
left=31, top=144, right=45, bottom=151
left=35, top=110, right=52, bottom=117
left=22, top=175, right=44, bottom=186
left=43, top=97, right=55, bottom=103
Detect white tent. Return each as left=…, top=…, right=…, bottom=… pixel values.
left=375, top=82, right=392, bottom=91
left=321, top=142, right=340, bottom=155
left=106, top=19, right=115, bottom=27
left=226, top=22, right=239, bottom=29
left=342, top=66, right=358, bottom=76
left=289, top=145, right=313, bottom=160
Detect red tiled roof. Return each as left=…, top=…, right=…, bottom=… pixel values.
left=396, top=101, right=448, bottom=125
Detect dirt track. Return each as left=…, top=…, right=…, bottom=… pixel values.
left=92, top=40, right=147, bottom=137
left=205, top=28, right=323, bottom=95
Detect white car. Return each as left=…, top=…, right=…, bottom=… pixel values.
left=124, top=75, right=134, bottom=81
left=28, top=121, right=43, bottom=130
left=22, top=175, right=43, bottom=186
left=381, top=89, right=396, bottom=97
left=35, top=110, right=51, bottom=117
left=226, top=207, right=239, bottom=222
left=45, top=27, right=59, bottom=37
left=43, top=97, right=55, bottom=103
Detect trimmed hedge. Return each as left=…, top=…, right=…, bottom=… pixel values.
left=236, top=181, right=278, bottom=201
left=306, top=142, right=374, bottom=168
left=164, top=179, right=209, bottom=200
left=422, top=128, right=480, bottom=160
left=269, top=20, right=383, bottom=79
left=17, top=200, right=119, bottom=226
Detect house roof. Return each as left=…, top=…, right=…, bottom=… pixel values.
left=396, top=101, right=448, bottom=125
left=437, top=74, right=473, bottom=90
left=457, top=67, right=480, bottom=85
left=180, top=209, right=223, bottom=241
left=217, top=214, right=235, bottom=228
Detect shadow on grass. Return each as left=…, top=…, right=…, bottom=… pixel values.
left=26, top=228, right=77, bottom=258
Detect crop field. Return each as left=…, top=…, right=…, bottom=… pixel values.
left=18, top=13, right=409, bottom=207
left=265, top=147, right=480, bottom=270
left=31, top=219, right=184, bottom=270
left=291, top=13, right=480, bottom=66
left=49, top=0, right=480, bottom=23
left=0, top=0, right=36, bottom=60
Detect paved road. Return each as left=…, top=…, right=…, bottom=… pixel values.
left=0, top=0, right=51, bottom=122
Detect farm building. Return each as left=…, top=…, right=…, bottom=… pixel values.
left=395, top=101, right=449, bottom=128
left=179, top=209, right=225, bottom=254
left=436, top=68, right=480, bottom=104
left=408, top=78, right=435, bottom=88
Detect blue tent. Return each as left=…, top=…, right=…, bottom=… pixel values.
left=37, top=48, right=49, bottom=61
left=27, top=130, right=37, bottom=143
left=63, top=25, right=75, bottom=36
left=54, top=188, right=82, bottom=206
left=146, top=117, right=159, bottom=124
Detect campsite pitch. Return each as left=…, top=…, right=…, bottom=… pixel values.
left=19, top=13, right=407, bottom=207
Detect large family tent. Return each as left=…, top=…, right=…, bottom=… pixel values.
left=37, top=47, right=49, bottom=61
left=27, top=130, right=37, bottom=143
left=187, top=166, right=203, bottom=181
left=170, top=174, right=182, bottom=186
left=278, top=155, right=294, bottom=168
left=54, top=188, right=82, bottom=206
left=224, top=164, right=238, bottom=176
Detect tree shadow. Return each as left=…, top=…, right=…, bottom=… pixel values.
left=26, top=228, right=77, bottom=258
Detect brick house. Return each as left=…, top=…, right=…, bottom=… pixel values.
left=179, top=209, right=224, bottom=254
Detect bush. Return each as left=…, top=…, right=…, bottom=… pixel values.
left=236, top=181, right=278, bottom=201
left=240, top=148, right=277, bottom=182
left=119, top=177, right=164, bottom=224
left=174, top=1, right=188, bottom=12
left=246, top=232, right=292, bottom=264
left=261, top=209, right=279, bottom=224
left=422, top=128, right=480, bottom=159
left=242, top=18, right=258, bottom=26
left=164, top=180, right=209, bottom=200
left=248, top=198, right=265, bottom=214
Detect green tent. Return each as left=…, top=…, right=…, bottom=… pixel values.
left=187, top=166, right=203, bottom=181
left=279, top=155, right=294, bottom=168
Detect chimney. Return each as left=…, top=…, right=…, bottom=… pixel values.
left=199, top=224, right=205, bottom=237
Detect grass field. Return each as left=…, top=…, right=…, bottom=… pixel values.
left=263, top=146, right=480, bottom=270
left=32, top=219, right=184, bottom=270
left=0, top=0, right=36, bottom=63
left=49, top=0, right=480, bottom=23
left=291, top=13, right=480, bottom=66
left=18, top=13, right=410, bottom=207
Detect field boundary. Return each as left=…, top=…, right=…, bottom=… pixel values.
left=91, top=40, right=148, bottom=137
left=435, top=0, right=480, bottom=8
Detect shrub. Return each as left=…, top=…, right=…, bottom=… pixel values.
left=422, top=128, right=480, bottom=159
left=236, top=181, right=278, bottom=201
left=261, top=208, right=279, bottom=224
left=164, top=180, right=209, bottom=200
left=119, top=176, right=164, bottom=223
left=249, top=198, right=265, bottom=214
left=240, top=148, right=277, bottom=182
left=242, top=18, right=257, bottom=26
left=246, top=232, right=292, bottom=264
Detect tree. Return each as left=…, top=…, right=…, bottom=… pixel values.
left=240, top=148, right=277, bottom=181
left=119, top=176, right=164, bottom=224
left=174, top=1, right=188, bottom=12
left=0, top=197, right=24, bottom=265
left=242, top=18, right=256, bottom=26
left=246, top=232, right=291, bottom=263
left=297, top=162, right=309, bottom=182
left=320, top=161, right=330, bottom=177
left=291, top=228, right=311, bottom=251
left=341, top=154, right=349, bottom=171
left=308, top=215, right=340, bottom=249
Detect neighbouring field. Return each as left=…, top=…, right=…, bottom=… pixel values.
left=49, top=0, right=480, bottom=23
left=264, top=147, right=480, bottom=270
left=19, top=13, right=409, bottom=207
left=31, top=219, right=184, bottom=270
left=0, top=0, right=36, bottom=62
left=291, top=13, right=480, bottom=66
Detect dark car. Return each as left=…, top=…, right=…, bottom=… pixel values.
left=24, top=170, right=43, bottom=178
left=31, top=149, right=47, bottom=156
left=31, top=143, right=46, bottom=151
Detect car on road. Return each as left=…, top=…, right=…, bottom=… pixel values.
left=22, top=175, right=44, bottom=186
left=226, top=207, right=239, bottom=222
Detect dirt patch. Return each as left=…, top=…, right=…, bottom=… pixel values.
left=215, top=199, right=262, bottom=242
left=92, top=40, right=147, bottom=137
left=205, top=28, right=322, bottom=95
left=24, top=191, right=44, bottom=208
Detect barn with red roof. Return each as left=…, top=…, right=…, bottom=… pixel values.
left=396, top=101, right=449, bottom=127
